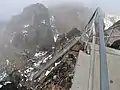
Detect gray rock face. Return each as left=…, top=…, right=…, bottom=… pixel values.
left=105, top=20, right=120, bottom=47
left=66, top=28, right=81, bottom=39
left=7, top=3, right=54, bottom=51
left=0, top=3, right=54, bottom=69
left=49, top=3, right=92, bottom=33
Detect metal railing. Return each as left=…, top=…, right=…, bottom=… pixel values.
left=97, top=8, right=109, bottom=90
left=81, top=8, right=109, bottom=90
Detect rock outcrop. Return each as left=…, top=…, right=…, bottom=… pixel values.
left=105, top=20, right=120, bottom=48
left=0, top=3, right=55, bottom=70
left=7, top=3, right=54, bottom=51
left=66, top=28, right=81, bottom=39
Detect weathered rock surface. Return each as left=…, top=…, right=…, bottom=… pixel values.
left=105, top=20, right=120, bottom=49
left=0, top=3, right=55, bottom=70
left=7, top=3, right=54, bottom=51
left=66, top=28, right=81, bottom=39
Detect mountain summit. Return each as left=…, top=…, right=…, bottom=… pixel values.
left=0, top=3, right=55, bottom=70
left=6, top=3, right=54, bottom=51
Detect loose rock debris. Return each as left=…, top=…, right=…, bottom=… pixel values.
left=0, top=28, right=83, bottom=90
left=2, top=41, right=82, bottom=90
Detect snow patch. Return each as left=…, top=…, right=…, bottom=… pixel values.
left=4, top=81, right=12, bottom=85
left=104, top=14, right=120, bottom=29
left=22, top=30, right=28, bottom=34
left=45, top=66, right=55, bottom=76
left=50, top=16, right=55, bottom=23
left=65, top=36, right=69, bottom=41
left=24, top=67, right=34, bottom=73
left=34, top=51, right=47, bottom=57
left=21, top=73, right=24, bottom=76
left=53, top=75, right=57, bottom=79
left=55, top=61, right=61, bottom=67
left=34, top=61, right=42, bottom=67
left=52, top=47, right=55, bottom=49
left=51, top=25, right=55, bottom=28
left=0, top=85, right=3, bottom=88
left=45, top=71, right=50, bottom=76
left=43, top=58, right=47, bottom=63
left=50, top=16, right=60, bottom=42
left=10, top=38, right=13, bottom=44
left=24, top=24, right=29, bottom=28
left=54, top=36, right=57, bottom=42
left=51, top=67, right=54, bottom=70
left=43, top=54, right=52, bottom=63
left=6, top=59, right=9, bottom=65
left=18, top=70, right=21, bottom=73
left=19, top=83, right=22, bottom=87
left=29, top=72, right=36, bottom=81
left=0, top=72, right=8, bottom=81
left=53, top=30, right=59, bottom=42
left=41, top=20, right=46, bottom=24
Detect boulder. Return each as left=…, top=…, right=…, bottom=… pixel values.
left=66, top=28, right=81, bottom=39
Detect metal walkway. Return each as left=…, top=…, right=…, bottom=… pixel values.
left=71, top=44, right=120, bottom=90
left=71, top=51, right=90, bottom=90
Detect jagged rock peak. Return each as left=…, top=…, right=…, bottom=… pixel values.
left=6, top=3, right=55, bottom=51
left=104, top=14, right=120, bottom=30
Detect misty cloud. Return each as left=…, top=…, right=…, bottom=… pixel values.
left=0, top=0, right=120, bottom=20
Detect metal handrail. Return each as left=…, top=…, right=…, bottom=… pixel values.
left=97, top=8, right=109, bottom=90
left=82, top=8, right=109, bottom=90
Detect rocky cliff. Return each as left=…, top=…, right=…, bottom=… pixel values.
left=7, top=3, right=54, bottom=51
left=0, top=3, right=55, bottom=70
left=104, top=14, right=120, bottom=30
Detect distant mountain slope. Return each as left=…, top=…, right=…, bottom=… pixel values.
left=49, top=3, right=92, bottom=33
left=104, top=14, right=120, bottom=30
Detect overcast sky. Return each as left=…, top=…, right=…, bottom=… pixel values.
left=0, top=0, right=120, bottom=21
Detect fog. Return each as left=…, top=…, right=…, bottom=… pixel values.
left=0, top=0, right=120, bottom=21
left=0, top=1, right=120, bottom=89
